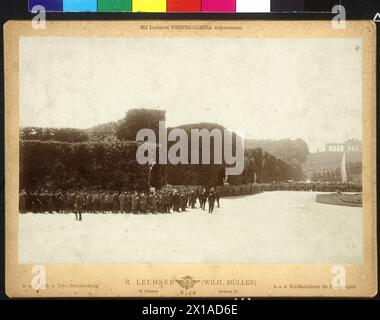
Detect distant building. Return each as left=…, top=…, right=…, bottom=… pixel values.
left=325, top=139, right=362, bottom=152
left=304, top=139, right=362, bottom=182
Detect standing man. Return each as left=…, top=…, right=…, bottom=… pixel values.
left=166, top=191, right=172, bottom=213
left=100, top=191, right=106, bottom=213
left=74, top=191, right=80, bottom=220
left=158, top=195, right=165, bottom=214
left=200, top=188, right=207, bottom=211
left=190, top=189, right=197, bottom=208
left=75, top=191, right=85, bottom=221
left=150, top=192, right=158, bottom=214
left=54, top=189, right=63, bottom=213
left=172, top=190, right=180, bottom=212
left=40, top=190, right=48, bottom=213
left=125, top=192, right=132, bottom=214
left=131, top=191, right=139, bottom=214
left=19, top=190, right=27, bottom=213
left=181, top=192, right=188, bottom=212
left=92, top=191, right=99, bottom=214
left=112, top=192, right=119, bottom=213
left=140, top=193, right=148, bottom=214
left=47, top=191, right=54, bottom=214
left=62, top=191, right=69, bottom=214
left=86, top=192, right=93, bottom=213
left=30, top=191, right=37, bottom=213
left=119, top=192, right=126, bottom=213
left=215, top=187, right=221, bottom=208
left=208, top=188, right=216, bottom=214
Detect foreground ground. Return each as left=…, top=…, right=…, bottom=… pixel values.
left=19, top=191, right=362, bottom=264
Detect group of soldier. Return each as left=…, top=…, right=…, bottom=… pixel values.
left=19, top=181, right=362, bottom=220
left=218, top=181, right=361, bottom=197
left=257, top=181, right=362, bottom=193
left=19, top=185, right=221, bottom=220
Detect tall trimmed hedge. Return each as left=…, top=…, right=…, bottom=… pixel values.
left=20, top=140, right=166, bottom=191
left=166, top=123, right=239, bottom=186
left=20, top=111, right=300, bottom=191
left=116, top=108, right=166, bottom=141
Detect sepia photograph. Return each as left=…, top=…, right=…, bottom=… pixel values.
left=18, top=35, right=364, bottom=265
left=4, top=20, right=377, bottom=297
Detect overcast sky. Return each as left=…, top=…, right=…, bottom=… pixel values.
left=20, top=37, right=362, bottom=152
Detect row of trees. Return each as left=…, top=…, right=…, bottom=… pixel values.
left=245, top=138, right=309, bottom=168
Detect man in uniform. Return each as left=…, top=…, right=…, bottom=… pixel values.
left=125, top=192, right=132, bottom=213
left=112, top=192, right=119, bottom=213
left=215, top=187, right=221, bottom=208
left=47, top=191, right=54, bottom=213
left=180, top=192, right=187, bottom=212
left=99, top=191, right=106, bottom=213
left=19, top=190, right=27, bottom=213
left=106, top=192, right=113, bottom=213
left=172, top=190, right=180, bottom=212
left=92, top=191, right=99, bottom=213
left=140, top=193, right=148, bottom=214
left=54, top=189, right=63, bottom=213
left=86, top=191, right=93, bottom=213
left=39, top=190, right=47, bottom=213
left=31, top=190, right=41, bottom=213
left=131, top=191, right=139, bottom=214
left=208, top=188, right=216, bottom=213
left=69, top=190, right=76, bottom=213
left=165, top=191, right=172, bottom=213
left=150, top=192, right=158, bottom=214
left=199, top=188, right=207, bottom=211
left=75, top=191, right=85, bottom=221
left=73, top=191, right=79, bottom=216
left=190, top=189, right=197, bottom=208
left=118, top=192, right=126, bottom=213
left=62, top=191, right=69, bottom=213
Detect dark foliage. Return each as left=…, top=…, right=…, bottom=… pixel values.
left=116, top=108, right=166, bottom=141
left=245, top=138, right=309, bottom=164
left=85, top=121, right=119, bottom=142
left=166, top=122, right=239, bottom=186
left=20, top=140, right=166, bottom=191
left=20, top=112, right=304, bottom=191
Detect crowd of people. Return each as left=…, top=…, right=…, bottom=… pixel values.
left=18, top=186, right=223, bottom=220
left=19, top=181, right=362, bottom=220
left=260, top=181, right=362, bottom=193
left=219, top=181, right=361, bottom=197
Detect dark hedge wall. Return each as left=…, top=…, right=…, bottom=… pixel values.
left=20, top=141, right=295, bottom=190
left=165, top=122, right=238, bottom=186
left=20, top=140, right=166, bottom=191
left=20, top=111, right=298, bottom=191
left=166, top=147, right=294, bottom=186
left=167, top=164, right=225, bottom=186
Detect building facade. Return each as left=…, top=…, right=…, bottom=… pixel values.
left=325, top=139, right=362, bottom=152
